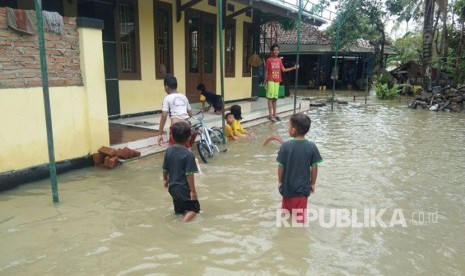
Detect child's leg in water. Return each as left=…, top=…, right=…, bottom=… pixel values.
left=195, top=157, right=202, bottom=174
left=183, top=211, right=197, bottom=222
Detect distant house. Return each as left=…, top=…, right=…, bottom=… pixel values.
left=260, top=22, right=393, bottom=91
left=390, top=61, right=454, bottom=87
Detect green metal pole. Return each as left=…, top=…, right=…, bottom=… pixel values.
left=331, top=19, right=341, bottom=111
left=293, top=0, right=302, bottom=114
left=218, top=0, right=226, bottom=145
left=35, top=0, right=59, bottom=203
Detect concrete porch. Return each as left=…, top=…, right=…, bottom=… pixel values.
left=108, top=96, right=312, bottom=158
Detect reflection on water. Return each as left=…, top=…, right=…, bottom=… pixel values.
left=1, top=93, right=465, bottom=275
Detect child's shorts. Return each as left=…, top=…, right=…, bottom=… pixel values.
left=281, top=196, right=308, bottom=223
left=169, top=124, right=194, bottom=148
left=266, top=81, right=280, bottom=99
left=169, top=186, right=200, bottom=214
left=212, top=96, right=223, bottom=112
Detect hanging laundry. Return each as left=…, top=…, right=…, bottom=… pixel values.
left=42, top=11, right=64, bottom=35
left=6, top=7, right=37, bottom=35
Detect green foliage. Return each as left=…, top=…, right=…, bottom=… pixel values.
left=373, top=71, right=395, bottom=88
left=387, top=32, right=422, bottom=67
left=324, top=0, right=382, bottom=50
left=373, top=72, right=399, bottom=100
left=447, top=27, right=465, bottom=83
left=374, top=83, right=400, bottom=99
left=385, top=0, right=403, bottom=14
left=454, top=0, right=465, bottom=19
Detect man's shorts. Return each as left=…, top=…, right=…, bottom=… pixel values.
left=266, top=81, right=280, bottom=99
left=169, top=186, right=201, bottom=214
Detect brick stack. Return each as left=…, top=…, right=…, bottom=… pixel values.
left=93, top=146, right=141, bottom=169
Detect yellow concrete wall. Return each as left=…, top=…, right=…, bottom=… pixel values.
left=118, top=0, right=252, bottom=115
left=119, top=0, right=188, bottom=115
left=0, top=27, right=108, bottom=174
left=79, top=27, right=110, bottom=151
left=223, top=14, right=252, bottom=101
left=0, top=87, right=87, bottom=172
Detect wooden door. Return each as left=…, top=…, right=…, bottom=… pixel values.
left=185, top=9, right=216, bottom=103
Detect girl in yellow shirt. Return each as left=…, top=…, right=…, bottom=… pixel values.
left=225, top=113, right=242, bottom=140
left=230, top=105, right=253, bottom=137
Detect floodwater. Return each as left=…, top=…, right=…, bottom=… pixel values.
left=1, top=93, right=465, bottom=275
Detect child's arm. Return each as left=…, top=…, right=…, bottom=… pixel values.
left=186, top=174, right=197, bottom=200
left=163, top=171, right=169, bottom=188
left=158, top=111, right=169, bottom=145
left=263, top=60, right=268, bottom=87
left=278, top=165, right=283, bottom=188
left=283, top=64, right=298, bottom=73
left=225, top=124, right=238, bottom=140
left=310, top=166, right=318, bottom=193
left=233, top=129, right=245, bottom=138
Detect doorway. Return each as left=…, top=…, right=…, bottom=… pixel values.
left=185, top=9, right=216, bottom=103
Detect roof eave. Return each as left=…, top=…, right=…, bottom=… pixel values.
left=231, top=0, right=328, bottom=26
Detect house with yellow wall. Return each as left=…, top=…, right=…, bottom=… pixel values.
left=0, top=0, right=327, bottom=189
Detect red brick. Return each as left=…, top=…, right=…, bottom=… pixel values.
left=103, top=156, right=110, bottom=167
left=0, top=40, right=12, bottom=46
left=22, top=49, right=39, bottom=55
left=98, top=146, right=117, bottom=157
left=18, top=71, right=39, bottom=78
left=0, top=47, right=20, bottom=55
left=26, top=80, right=43, bottom=87
left=14, top=41, right=36, bottom=47
left=93, top=153, right=105, bottom=165
left=24, top=64, right=41, bottom=69
left=0, top=55, right=14, bottom=62
left=0, top=73, right=17, bottom=79
left=0, top=80, right=25, bottom=88
left=3, top=64, right=23, bottom=70
left=105, top=156, right=119, bottom=169
left=132, top=150, right=141, bottom=157
left=116, top=147, right=133, bottom=159
left=14, top=56, right=36, bottom=63
left=49, top=79, right=67, bottom=86
left=65, top=79, right=83, bottom=86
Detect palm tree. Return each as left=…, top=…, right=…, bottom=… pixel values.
left=422, top=0, right=435, bottom=90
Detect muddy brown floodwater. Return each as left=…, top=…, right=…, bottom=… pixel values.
left=1, top=94, right=464, bottom=275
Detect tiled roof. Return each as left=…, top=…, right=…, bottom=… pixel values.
left=277, top=23, right=332, bottom=45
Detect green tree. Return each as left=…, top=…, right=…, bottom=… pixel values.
left=324, top=0, right=399, bottom=74
left=388, top=32, right=423, bottom=67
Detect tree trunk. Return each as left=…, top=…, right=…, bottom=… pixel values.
left=440, top=0, right=449, bottom=83
left=456, top=21, right=464, bottom=78
left=422, top=0, right=435, bottom=91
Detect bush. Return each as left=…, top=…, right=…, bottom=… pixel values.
left=374, top=83, right=399, bottom=100
left=373, top=71, right=399, bottom=100
left=373, top=71, right=395, bottom=89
